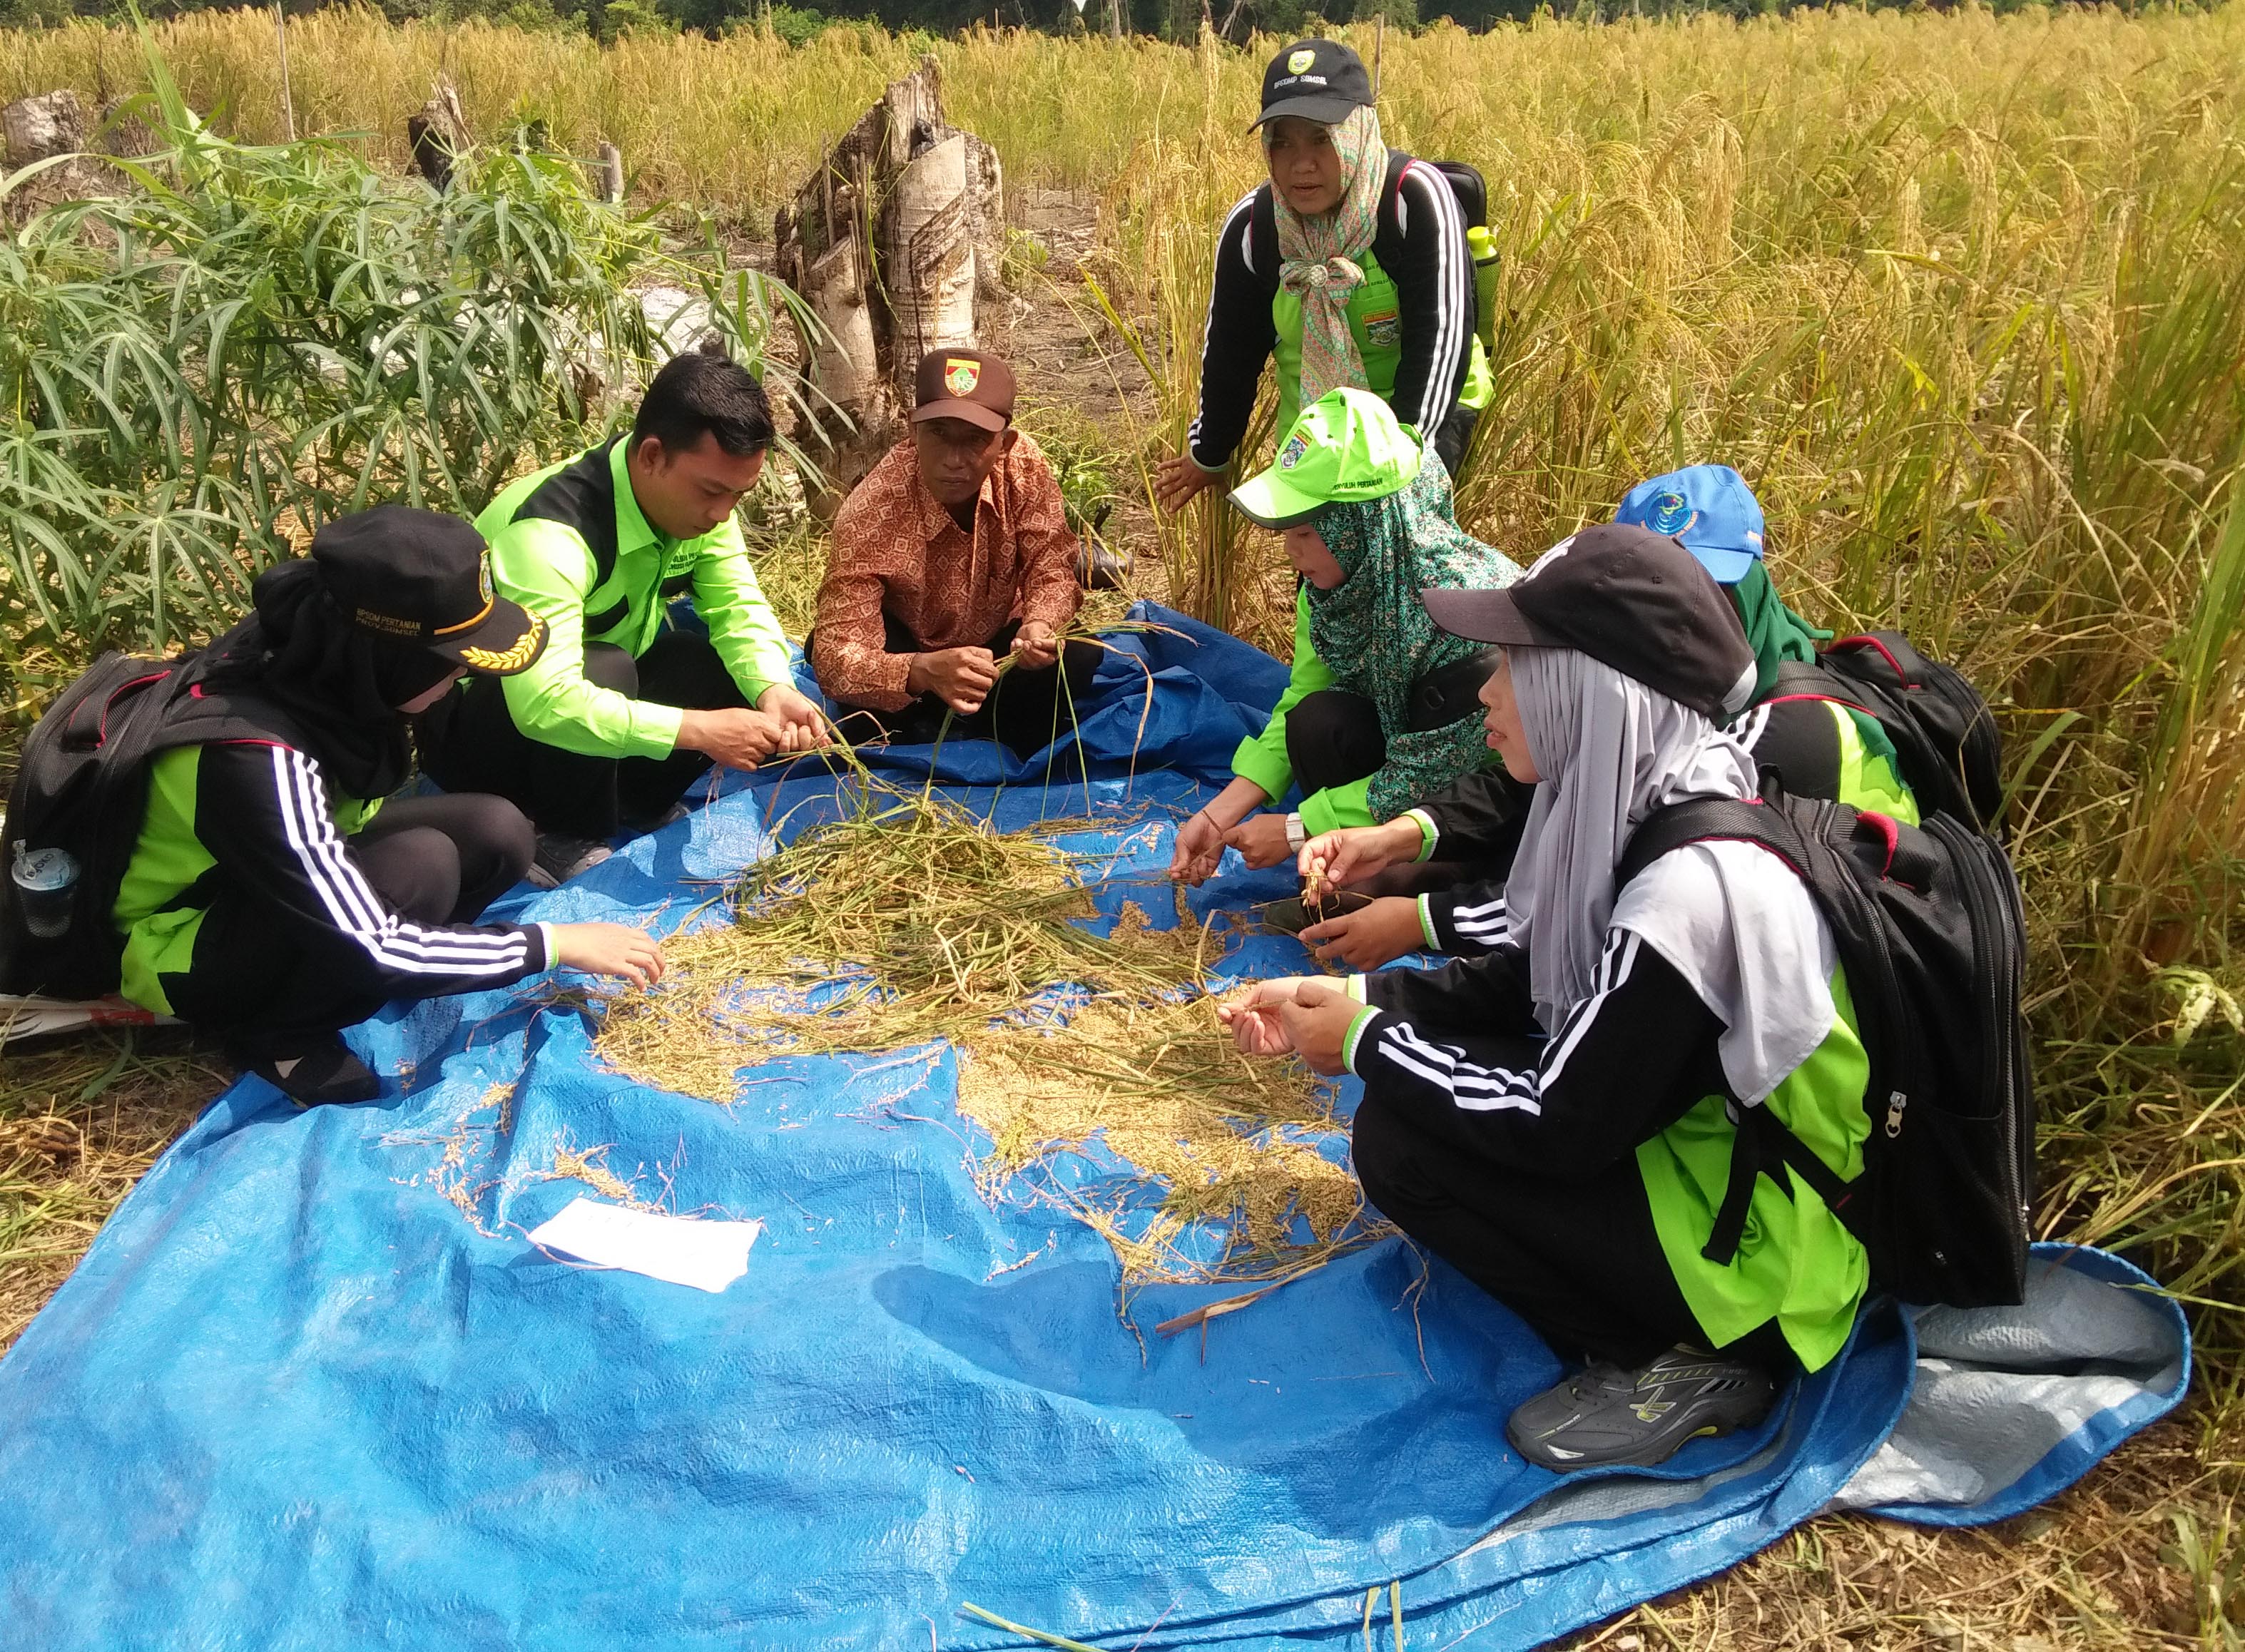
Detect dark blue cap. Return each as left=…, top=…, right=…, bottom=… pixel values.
left=1616, top=464, right=1766, bottom=586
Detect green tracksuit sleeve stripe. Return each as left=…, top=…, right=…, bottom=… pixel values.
left=490, top=519, right=683, bottom=760
left=1231, top=585, right=1329, bottom=802
left=690, top=517, right=795, bottom=704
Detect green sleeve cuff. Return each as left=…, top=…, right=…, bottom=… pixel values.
left=1341, top=1005, right=1379, bottom=1076
left=1345, top=974, right=1367, bottom=1002
left=1417, top=894, right=1440, bottom=952
left=1404, top=807, right=1438, bottom=861
left=1297, top=775, right=1375, bottom=838
left=1231, top=733, right=1293, bottom=803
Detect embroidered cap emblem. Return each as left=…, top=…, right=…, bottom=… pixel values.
left=1277, top=432, right=1310, bottom=470
left=459, top=613, right=546, bottom=673
left=1647, top=491, right=1695, bottom=537
left=943, top=358, right=982, bottom=397
left=1287, top=47, right=1315, bottom=73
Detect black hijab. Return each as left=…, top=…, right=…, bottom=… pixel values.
left=188, top=559, right=457, bottom=801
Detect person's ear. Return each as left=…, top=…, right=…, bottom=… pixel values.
left=996, top=427, right=1019, bottom=457
left=632, top=433, right=666, bottom=472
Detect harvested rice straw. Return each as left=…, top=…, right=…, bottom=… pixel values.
left=594, top=779, right=1204, bottom=1098
left=957, top=991, right=1395, bottom=1298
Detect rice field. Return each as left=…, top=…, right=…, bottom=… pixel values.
left=5, top=8, right=2245, bottom=1644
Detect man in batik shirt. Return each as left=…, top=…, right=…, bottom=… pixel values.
left=809, top=349, right=1097, bottom=758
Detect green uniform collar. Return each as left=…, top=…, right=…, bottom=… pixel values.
left=607, top=434, right=668, bottom=563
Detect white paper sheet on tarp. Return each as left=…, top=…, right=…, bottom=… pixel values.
left=527, top=1197, right=763, bottom=1293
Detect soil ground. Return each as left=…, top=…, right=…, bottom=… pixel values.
left=0, top=187, right=2227, bottom=1652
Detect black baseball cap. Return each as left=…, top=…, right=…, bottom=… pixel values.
left=911, top=347, right=1017, bottom=433
left=312, top=506, right=548, bottom=676
left=1252, top=40, right=1373, bottom=131
left=1420, top=523, right=1758, bottom=720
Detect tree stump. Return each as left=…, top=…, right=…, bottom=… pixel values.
left=773, top=55, right=1006, bottom=514
left=3, top=91, right=98, bottom=216
left=407, top=83, right=471, bottom=193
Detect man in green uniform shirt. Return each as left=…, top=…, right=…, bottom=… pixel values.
left=423, top=348, right=828, bottom=884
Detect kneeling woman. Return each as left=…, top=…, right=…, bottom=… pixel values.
left=112, top=509, right=663, bottom=1106
left=1221, top=525, right=1873, bottom=1470
left=1169, top=388, right=1519, bottom=884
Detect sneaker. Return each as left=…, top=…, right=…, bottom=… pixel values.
left=526, top=832, right=614, bottom=889
left=1507, top=1345, right=1773, bottom=1472
left=621, top=801, right=691, bottom=835
left=240, top=1036, right=380, bottom=1108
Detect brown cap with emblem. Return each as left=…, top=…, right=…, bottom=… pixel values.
left=910, top=348, right=1016, bottom=433
left=310, top=505, right=548, bottom=677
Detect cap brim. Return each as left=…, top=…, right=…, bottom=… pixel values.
left=1684, top=544, right=1759, bottom=585
left=1420, top=586, right=1554, bottom=648
left=1228, top=470, right=1325, bottom=529
left=434, top=597, right=548, bottom=677
left=1249, top=93, right=1365, bottom=130
left=910, top=399, right=1009, bottom=432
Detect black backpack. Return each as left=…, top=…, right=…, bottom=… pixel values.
left=0, top=652, right=248, bottom=1001
left=1617, top=785, right=2035, bottom=1310
left=1766, top=631, right=2005, bottom=834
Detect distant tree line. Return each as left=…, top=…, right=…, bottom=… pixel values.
left=0, top=0, right=2174, bottom=48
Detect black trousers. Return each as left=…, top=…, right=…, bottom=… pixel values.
left=1352, top=1086, right=1794, bottom=1371
left=1286, top=688, right=1505, bottom=895
left=188, top=793, right=534, bottom=1054
left=419, top=631, right=746, bottom=839
left=1432, top=404, right=1480, bottom=477
left=815, top=613, right=1101, bottom=761
left=1286, top=687, right=1386, bottom=798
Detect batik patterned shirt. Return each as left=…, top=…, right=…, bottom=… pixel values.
left=811, top=434, right=1081, bottom=712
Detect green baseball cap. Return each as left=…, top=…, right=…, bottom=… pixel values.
left=1228, top=387, right=1423, bottom=529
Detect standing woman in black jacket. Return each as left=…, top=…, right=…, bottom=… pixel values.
left=1152, top=39, right=1492, bottom=516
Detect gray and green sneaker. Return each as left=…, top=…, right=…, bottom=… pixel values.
left=1507, top=1345, right=1773, bottom=1472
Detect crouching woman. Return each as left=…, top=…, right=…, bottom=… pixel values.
left=110, top=509, right=664, bottom=1106
left=1221, top=525, right=1875, bottom=1471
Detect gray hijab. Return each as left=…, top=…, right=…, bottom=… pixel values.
left=1502, top=646, right=1761, bottom=1031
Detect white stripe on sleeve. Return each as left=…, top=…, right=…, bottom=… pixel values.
left=270, top=746, right=533, bottom=977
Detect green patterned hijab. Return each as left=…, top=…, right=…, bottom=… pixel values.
left=1305, top=453, right=1523, bottom=820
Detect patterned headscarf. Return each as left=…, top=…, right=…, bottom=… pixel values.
left=1305, top=453, right=1522, bottom=820
left=1268, top=103, right=1387, bottom=414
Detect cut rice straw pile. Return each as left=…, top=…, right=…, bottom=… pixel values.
left=592, top=764, right=1388, bottom=1300
left=594, top=775, right=1202, bottom=1093
left=957, top=990, right=1392, bottom=1300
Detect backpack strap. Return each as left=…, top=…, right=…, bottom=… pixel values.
left=1614, top=796, right=1806, bottom=892
left=1619, top=795, right=1878, bottom=1268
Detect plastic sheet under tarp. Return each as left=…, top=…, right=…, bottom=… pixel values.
left=0, top=605, right=2187, bottom=1651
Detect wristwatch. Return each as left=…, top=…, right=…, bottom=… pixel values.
left=1284, top=812, right=1307, bottom=852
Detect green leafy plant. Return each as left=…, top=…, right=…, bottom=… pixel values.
left=0, top=19, right=823, bottom=716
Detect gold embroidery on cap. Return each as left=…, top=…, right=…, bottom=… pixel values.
left=458, top=615, right=546, bottom=672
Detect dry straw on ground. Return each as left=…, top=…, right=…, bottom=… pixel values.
left=591, top=773, right=1380, bottom=1295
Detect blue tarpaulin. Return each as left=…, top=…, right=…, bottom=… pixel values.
left=0, top=604, right=2187, bottom=1650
